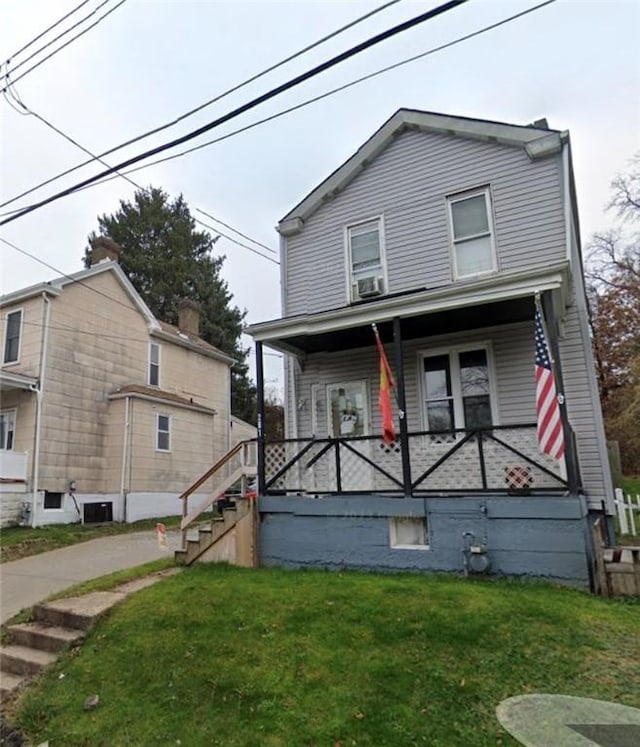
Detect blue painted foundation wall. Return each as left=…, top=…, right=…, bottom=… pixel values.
left=258, top=495, right=593, bottom=589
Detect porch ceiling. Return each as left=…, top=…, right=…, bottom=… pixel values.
left=247, top=263, right=570, bottom=356
left=278, top=296, right=535, bottom=354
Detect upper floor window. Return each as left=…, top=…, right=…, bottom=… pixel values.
left=0, top=409, right=16, bottom=450
left=421, top=346, right=495, bottom=433
left=347, top=218, right=386, bottom=301
left=156, top=413, right=171, bottom=452
left=447, top=188, right=497, bottom=279
left=3, top=309, right=23, bottom=364
left=149, top=342, right=160, bottom=387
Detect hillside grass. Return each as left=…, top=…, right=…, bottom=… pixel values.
left=15, top=565, right=640, bottom=747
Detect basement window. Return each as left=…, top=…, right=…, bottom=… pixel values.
left=44, top=491, right=63, bottom=510
left=389, top=517, right=429, bottom=550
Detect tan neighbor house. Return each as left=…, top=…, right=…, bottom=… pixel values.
left=0, top=238, right=248, bottom=526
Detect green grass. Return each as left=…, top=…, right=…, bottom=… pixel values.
left=15, top=566, right=640, bottom=747
left=622, top=475, right=640, bottom=495
left=0, top=515, right=182, bottom=563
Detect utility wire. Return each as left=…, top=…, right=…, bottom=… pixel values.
left=0, top=0, right=128, bottom=93
left=3, top=0, right=113, bottom=79
left=0, top=0, right=402, bottom=210
left=195, top=209, right=274, bottom=254
left=11, top=0, right=557, bottom=204
left=1, top=81, right=278, bottom=263
left=3, top=0, right=91, bottom=63
left=0, top=0, right=469, bottom=226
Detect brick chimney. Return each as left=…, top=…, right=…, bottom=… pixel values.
left=90, top=236, right=121, bottom=265
left=178, top=299, right=200, bottom=336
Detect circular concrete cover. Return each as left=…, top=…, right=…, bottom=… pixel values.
left=496, top=695, right=640, bottom=747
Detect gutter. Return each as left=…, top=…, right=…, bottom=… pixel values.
left=120, top=395, right=131, bottom=522
left=31, top=291, right=51, bottom=526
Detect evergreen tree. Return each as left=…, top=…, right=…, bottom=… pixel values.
left=85, top=187, right=257, bottom=423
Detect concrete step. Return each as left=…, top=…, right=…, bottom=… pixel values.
left=0, top=645, right=56, bottom=676
left=0, top=670, right=28, bottom=700
left=33, top=590, right=124, bottom=631
left=6, top=621, right=85, bottom=653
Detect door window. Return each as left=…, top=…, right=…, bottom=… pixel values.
left=327, top=381, right=368, bottom=438
left=0, top=409, right=16, bottom=450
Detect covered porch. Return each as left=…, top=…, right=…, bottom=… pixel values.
left=249, top=264, right=581, bottom=499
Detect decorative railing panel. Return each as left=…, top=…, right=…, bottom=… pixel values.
left=263, top=424, right=569, bottom=497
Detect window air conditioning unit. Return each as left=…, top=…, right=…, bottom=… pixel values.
left=356, top=275, right=382, bottom=298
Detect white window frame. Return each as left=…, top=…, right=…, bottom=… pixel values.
left=418, top=342, right=499, bottom=432
left=148, top=342, right=161, bottom=387
left=0, top=408, right=17, bottom=450
left=446, top=187, right=498, bottom=280
left=344, top=215, right=389, bottom=302
left=3, top=308, right=23, bottom=366
left=389, top=516, right=429, bottom=550
left=156, top=412, right=171, bottom=452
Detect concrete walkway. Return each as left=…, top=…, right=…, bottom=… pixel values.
left=0, top=529, right=180, bottom=623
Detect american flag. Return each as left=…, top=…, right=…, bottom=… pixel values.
left=535, top=307, right=565, bottom=460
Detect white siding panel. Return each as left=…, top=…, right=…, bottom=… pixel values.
left=285, top=129, right=565, bottom=316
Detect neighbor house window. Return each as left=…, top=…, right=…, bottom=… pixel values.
left=347, top=218, right=385, bottom=300
left=0, top=409, right=16, bottom=450
left=44, top=491, right=63, bottom=510
left=3, top=309, right=23, bottom=364
left=421, top=347, right=495, bottom=433
left=156, top=413, right=171, bottom=451
left=149, top=342, right=160, bottom=387
left=447, top=188, right=496, bottom=278
left=390, top=517, right=429, bottom=549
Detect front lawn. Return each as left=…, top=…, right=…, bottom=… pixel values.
left=15, top=566, right=640, bottom=746
left=0, top=516, right=181, bottom=563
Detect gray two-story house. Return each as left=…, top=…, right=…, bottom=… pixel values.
left=247, top=109, right=614, bottom=589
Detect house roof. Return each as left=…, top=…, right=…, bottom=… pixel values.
left=153, top=321, right=235, bottom=365
left=1, top=259, right=234, bottom=365
left=0, top=260, right=160, bottom=331
left=278, top=108, right=567, bottom=234
left=108, top=384, right=217, bottom=414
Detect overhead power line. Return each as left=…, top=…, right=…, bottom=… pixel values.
left=0, top=0, right=128, bottom=93
left=3, top=0, right=557, bottom=208
left=3, top=0, right=92, bottom=63
left=3, top=0, right=113, bottom=79
left=195, top=209, right=275, bottom=254
left=0, top=0, right=469, bottom=226
left=0, top=0, right=401, bottom=210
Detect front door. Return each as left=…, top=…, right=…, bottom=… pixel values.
left=326, top=381, right=373, bottom=491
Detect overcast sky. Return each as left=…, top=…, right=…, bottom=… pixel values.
left=1, top=0, right=639, bottom=392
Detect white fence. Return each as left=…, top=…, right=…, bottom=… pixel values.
left=615, top=488, right=640, bottom=537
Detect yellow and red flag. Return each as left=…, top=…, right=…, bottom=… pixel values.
left=373, top=324, right=396, bottom=445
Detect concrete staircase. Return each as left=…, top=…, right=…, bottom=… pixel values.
left=175, top=499, right=254, bottom=566
left=0, top=573, right=176, bottom=704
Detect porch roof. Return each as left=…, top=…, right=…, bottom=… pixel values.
left=247, top=264, right=570, bottom=356
left=0, top=370, right=38, bottom=393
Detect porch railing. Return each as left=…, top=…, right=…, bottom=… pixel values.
left=263, top=424, right=570, bottom=496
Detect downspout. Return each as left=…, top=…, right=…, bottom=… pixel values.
left=120, top=395, right=131, bottom=522
left=31, top=292, right=51, bottom=526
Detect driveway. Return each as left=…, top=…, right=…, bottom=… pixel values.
left=0, top=529, right=180, bottom=623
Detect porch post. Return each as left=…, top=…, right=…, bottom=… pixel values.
left=255, top=340, right=266, bottom=496
left=393, top=316, right=412, bottom=497
left=540, top=292, right=582, bottom=493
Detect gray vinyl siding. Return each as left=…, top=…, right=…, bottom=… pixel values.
left=288, top=316, right=606, bottom=509
left=284, top=129, right=565, bottom=316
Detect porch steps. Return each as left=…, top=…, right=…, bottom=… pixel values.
left=175, top=500, right=252, bottom=566
left=0, top=570, right=177, bottom=706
